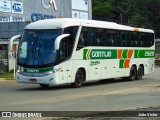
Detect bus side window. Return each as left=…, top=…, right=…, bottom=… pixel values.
left=88, top=28, right=94, bottom=46
left=107, top=30, right=117, bottom=46
left=120, top=31, right=127, bottom=47
left=150, top=34, right=155, bottom=46
left=63, top=26, right=79, bottom=56
left=59, top=39, right=69, bottom=60
left=130, top=32, right=138, bottom=47
left=140, top=33, right=147, bottom=47
left=148, top=33, right=154, bottom=47
left=127, top=32, right=131, bottom=47
left=77, top=27, right=88, bottom=50
left=94, top=28, right=105, bottom=46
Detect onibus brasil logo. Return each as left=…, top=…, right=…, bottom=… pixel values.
left=41, top=0, right=57, bottom=11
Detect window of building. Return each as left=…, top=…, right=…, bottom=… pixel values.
left=0, top=44, right=7, bottom=50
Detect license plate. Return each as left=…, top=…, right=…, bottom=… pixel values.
left=30, top=79, right=37, bottom=83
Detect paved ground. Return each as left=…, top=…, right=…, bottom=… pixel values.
left=0, top=67, right=160, bottom=120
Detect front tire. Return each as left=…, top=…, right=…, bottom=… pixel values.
left=72, top=69, right=84, bottom=88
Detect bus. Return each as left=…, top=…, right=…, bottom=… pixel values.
left=10, top=18, right=155, bottom=88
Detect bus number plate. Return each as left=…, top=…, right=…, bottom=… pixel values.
left=30, top=79, right=37, bottom=83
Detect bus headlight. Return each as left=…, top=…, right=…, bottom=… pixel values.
left=17, top=69, right=20, bottom=73
left=46, top=71, right=55, bottom=75
left=48, top=71, right=54, bottom=74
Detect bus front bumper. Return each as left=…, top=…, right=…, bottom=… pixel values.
left=16, top=73, right=58, bottom=85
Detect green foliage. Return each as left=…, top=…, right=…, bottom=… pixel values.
left=0, top=73, right=14, bottom=79
left=92, top=0, right=160, bottom=29
left=93, top=0, right=116, bottom=21
left=129, top=13, right=152, bottom=28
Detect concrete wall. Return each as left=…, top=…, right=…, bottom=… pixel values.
left=0, top=0, right=92, bottom=22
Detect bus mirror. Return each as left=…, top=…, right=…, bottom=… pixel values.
left=10, top=34, right=21, bottom=51
left=55, top=34, right=70, bottom=50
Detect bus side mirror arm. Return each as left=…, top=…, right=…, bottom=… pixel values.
left=10, top=34, right=21, bottom=51
left=55, top=34, right=70, bottom=50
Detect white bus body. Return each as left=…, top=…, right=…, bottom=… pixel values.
left=11, top=18, right=155, bottom=88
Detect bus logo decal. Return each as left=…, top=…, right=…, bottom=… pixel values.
left=87, top=49, right=91, bottom=60
left=118, top=49, right=134, bottom=68
left=83, top=49, right=117, bottom=60
left=84, top=49, right=154, bottom=69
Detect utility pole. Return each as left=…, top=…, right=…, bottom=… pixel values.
left=118, top=0, right=133, bottom=24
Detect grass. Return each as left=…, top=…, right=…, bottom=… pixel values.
left=0, top=72, right=14, bottom=79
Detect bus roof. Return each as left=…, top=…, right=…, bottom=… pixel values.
left=25, top=18, right=154, bottom=33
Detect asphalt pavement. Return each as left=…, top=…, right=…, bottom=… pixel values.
left=0, top=67, right=160, bottom=120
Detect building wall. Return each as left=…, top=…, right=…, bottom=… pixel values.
left=0, top=0, right=92, bottom=22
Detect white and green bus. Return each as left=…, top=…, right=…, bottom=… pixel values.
left=10, top=18, right=155, bottom=88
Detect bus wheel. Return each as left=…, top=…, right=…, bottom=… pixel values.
left=39, top=84, right=49, bottom=88
left=128, top=66, right=137, bottom=81
left=72, top=69, right=84, bottom=88
left=136, top=66, right=143, bottom=80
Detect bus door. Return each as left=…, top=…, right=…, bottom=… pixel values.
left=58, top=40, right=71, bottom=84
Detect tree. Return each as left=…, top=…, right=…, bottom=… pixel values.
left=92, top=0, right=160, bottom=27
left=92, top=0, right=117, bottom=21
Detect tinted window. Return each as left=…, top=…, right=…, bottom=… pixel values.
left=119, top=31, right=127, bottom=47
left=107, top=30, right=117, bottom=46
left=94, top=29, right=105, bottom=46
left=61, top=26, right=79, bottom=58
left=77, top=27, right=154, bottom=48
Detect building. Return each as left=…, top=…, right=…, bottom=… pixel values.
left=0, top=0, right=92, bottom=72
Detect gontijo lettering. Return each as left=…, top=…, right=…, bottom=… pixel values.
left=83, top=49, right=117, bottom=60
left=92, top=51, right=112, bottom=58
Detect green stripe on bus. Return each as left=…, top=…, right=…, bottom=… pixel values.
left=84, top=49, right=155, bottom=60
left=134, top=50, right=155, bottom=58
left=122, top=50, right=128, bottom=58
left=83, top=49, right=88, bottom=60
left=134, top=50, right=139, bottom=58
left=83, top=49, right=117, bottom=60
left=120, top=59, right=125, bottom=68
left=23, top=67, right=54, bottom=73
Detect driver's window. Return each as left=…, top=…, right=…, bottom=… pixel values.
left=59, top=39, right=69, bottom=60
left=77, top=27, right=88, bottom=50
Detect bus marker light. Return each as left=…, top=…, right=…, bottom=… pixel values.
left=134, top=28, right=139, bottom=32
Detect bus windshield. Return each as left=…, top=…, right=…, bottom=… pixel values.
left=17, top=30, right=62, bottom=67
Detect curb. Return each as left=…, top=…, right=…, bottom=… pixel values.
left=0, top=79, right=16, bottom=82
